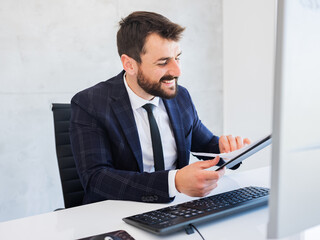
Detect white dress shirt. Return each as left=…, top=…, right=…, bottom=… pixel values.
left=123, top=74, right=179, bottom=197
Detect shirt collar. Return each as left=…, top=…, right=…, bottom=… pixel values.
left=123, top=72, right=160, bottom=110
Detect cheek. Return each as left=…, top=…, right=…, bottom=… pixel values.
left=146, top=69, right=166, bottom=82
left=142, top=64, right=168, bottom=82
left=154, top=69, right=168, bottom=80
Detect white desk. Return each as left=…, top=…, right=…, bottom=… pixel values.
left=0, top=167, right=319, bottom=240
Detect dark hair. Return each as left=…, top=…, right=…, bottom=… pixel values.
left=117, top=11, right=185, bottom=63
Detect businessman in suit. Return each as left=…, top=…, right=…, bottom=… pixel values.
left=70, top=11, right=250, bottom=204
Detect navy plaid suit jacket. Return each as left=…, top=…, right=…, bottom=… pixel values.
left=70, top=71, right=221, bottom=204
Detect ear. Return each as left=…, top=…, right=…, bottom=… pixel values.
left=121, top=54, right=138, bottom=75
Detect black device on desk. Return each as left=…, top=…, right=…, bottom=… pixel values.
left=123, top=186, right=269, bottom=235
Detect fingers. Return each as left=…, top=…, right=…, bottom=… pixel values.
left=219, top=136, right=230, bottom=153
left=236, top=136, right=243, bottom=149
left=219, top=135, right=236, bottom=153
left=201, top=182, right=218, bottom=197
left=201, top=168, right=226, bottom=196
left=198, top=156, right=220, bottom=169
left=216, top=167, right=226, bottom=178
left=220, top=135, right=251, bottom=152
left=202, top=165, right=225, bottom=181
left=244, top=138, right=251, bottom=145
left=227, top=135, right=237, bottom=152
left=176, top=158, right=224, bottom=197
left=200, top=170, right=225, bottom=196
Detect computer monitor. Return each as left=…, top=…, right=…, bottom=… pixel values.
left=268, top=0, right=320, bottom=238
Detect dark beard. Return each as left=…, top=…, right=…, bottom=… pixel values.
left=137, top=69, right=178, bottom=99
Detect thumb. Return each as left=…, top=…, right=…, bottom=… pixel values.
left=200, top=156, right=220, bottom=169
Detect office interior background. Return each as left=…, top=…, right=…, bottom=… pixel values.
left=0, top=0, right=275, bottom=222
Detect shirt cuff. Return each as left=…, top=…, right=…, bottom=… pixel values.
left=168, top=170, right=179, bottom=198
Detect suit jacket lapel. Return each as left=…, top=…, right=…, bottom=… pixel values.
left=109, top=72, right=143, bottom=172
left=163, top=98, right=188, bottom=169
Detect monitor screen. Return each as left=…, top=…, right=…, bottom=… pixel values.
left=268, top=0, right=320, bottom=238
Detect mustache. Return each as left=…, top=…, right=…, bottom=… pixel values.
left=160, top=75, right=179, bottom=81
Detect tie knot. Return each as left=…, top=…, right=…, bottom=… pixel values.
left=142, top=103, right=155, bottom=113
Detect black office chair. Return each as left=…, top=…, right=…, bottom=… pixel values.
left=52, top=103, right=84, bottom=208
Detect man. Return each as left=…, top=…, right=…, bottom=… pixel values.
left=70, top=11, right=250, bottom=204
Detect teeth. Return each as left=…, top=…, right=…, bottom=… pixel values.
left=163, top=80, right=174, bottom=83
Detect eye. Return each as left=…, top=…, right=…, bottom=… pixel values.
left=157, top=61, right=168, bottom=66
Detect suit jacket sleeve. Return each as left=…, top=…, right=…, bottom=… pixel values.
left=182, top=89, right=241, bottom=169
left=176, top=87, right=221, bottom=155
left=177, top=87, right=241, bottom=170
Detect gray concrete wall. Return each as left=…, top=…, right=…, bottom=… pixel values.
left=0, top=0, right=223, bottom=221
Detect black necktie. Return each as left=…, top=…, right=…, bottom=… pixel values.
left=142, top=104, right=165, bottom=171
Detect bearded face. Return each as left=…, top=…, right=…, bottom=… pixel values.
left=137, top=67, right=179, bottom=99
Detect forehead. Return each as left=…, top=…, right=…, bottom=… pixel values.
left=142, top=33, right=181, bottom=60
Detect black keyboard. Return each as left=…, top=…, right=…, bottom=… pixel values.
left=123, top=186, right=269, bottom=235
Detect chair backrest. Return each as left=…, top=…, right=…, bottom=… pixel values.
left=51, top=103, right=84, bottom=208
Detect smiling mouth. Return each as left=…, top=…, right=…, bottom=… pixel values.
left=160, top=75, right=178, bottom=84
left=162, top=79, right=175, bottom=84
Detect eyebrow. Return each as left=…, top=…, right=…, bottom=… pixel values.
left=154, top=51, right=182, bottom=63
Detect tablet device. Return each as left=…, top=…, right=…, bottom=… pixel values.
left=215, top=134, right=272, bottom=171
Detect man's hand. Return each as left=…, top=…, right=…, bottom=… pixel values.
left=219, top=135, right=251, bottom=153
left=175, top=156, right=225, bottom=197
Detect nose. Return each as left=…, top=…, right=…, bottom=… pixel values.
left=168, top=59, right=181, bottom=77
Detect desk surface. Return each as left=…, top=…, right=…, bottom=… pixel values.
left=0, top=166, right=319, bottom=240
